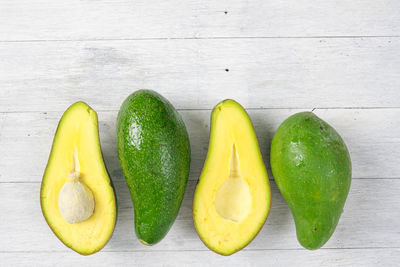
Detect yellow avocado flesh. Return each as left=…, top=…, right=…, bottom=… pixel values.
left=193, top=100, right=271, bottom=256
left=40, top=102, right=116, bottom=255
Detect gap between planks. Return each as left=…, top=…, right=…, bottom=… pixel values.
left=1, top=35, right=400, bottom=43
left=1, top=247, right=400, bottom=254
left=1, top=106, right=400, bottom=114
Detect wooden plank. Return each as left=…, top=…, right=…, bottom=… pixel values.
left=1, top=1, right=400, bottom=41
left=1, top=179, right=399, bottom=252
left=0, top=248, right=399, bottom=267
left=1, top=38, right=400, bottom=112
left=0, top=108, right=399, bottom=183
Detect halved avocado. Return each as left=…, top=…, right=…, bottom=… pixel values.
left=193, top=99, right=271, bottom=256
left=40, top=102, right=116, bottom=255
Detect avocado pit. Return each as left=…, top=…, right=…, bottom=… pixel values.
left=214, top=144, right=251, bottom=222
left=58, top=148, right=95, bottom=224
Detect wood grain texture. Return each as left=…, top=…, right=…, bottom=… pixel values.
left=1, top=38, right=400, bottom=112
left=0, top=108, right=399, bottom=183
left=1, top=0, right=400, bottom=41
left=1, top=180, right=400, bottom=253
left=1, top=0, right=400, bottom=265
left=1, top=249, right=399, bottom=267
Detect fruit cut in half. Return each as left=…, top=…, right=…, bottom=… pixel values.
left=193, top=99, right=271, bottom=256
left=40, top=102, right=117, bottom=255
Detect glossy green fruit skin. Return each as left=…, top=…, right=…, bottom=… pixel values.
left=117, top=90, right=191, bottom=245
left=270, top=112, right=351, bottom=250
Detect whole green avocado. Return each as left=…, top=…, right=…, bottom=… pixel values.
left=270, top=112, right=351, bottom=250
left=117, top=90, right=191, bottom=245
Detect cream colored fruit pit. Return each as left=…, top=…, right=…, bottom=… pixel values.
left=58, top=148, right=95, bottom=224
left=214, top=144, right=251, bottom=222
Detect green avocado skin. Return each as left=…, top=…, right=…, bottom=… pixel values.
left=117, top=90, right=191, bottom=245
left=270, top=112, right=351, bottom=250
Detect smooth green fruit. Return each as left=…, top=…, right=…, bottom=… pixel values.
left=41, top=102, right=117, bottom=255
left=193, top=99, right=271, bottom=256
left=270, top=112, right=351, bottom=250
left=117, top=90, right=190, bottom=245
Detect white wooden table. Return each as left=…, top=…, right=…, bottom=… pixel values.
left=1, top=1, right=400, bottom=266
